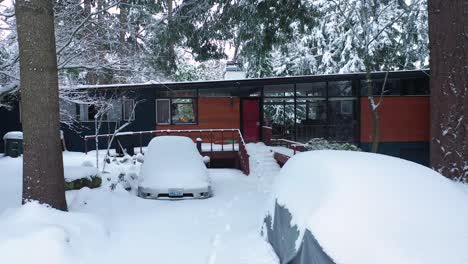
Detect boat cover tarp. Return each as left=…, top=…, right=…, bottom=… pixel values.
left=264, top=201, right=335, bottom=264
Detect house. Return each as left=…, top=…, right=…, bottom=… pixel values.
left=0, top=69, right=430, bottom=167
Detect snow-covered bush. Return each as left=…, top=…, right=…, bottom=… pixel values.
left=64, top=166, right=101, bottom=191
left=305, top=138, right=361, bottom=151
left=103, top=154, right=141, bottom=193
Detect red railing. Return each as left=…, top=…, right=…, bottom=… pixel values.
left=271, top=138, right=307, bottom=155
left=84, top=128, right=250, bottom=175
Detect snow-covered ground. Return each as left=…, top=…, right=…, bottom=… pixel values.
left=1, top=144, right=468, bottom=264
left=0, top=144, right=279, bottom=264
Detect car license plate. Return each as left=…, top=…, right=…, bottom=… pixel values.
left=168, top=189, right=184, bottom=197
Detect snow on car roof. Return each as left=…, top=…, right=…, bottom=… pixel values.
left=139, top=136, right=209, bottom=190
left=271, top=150, right=468, bottom=264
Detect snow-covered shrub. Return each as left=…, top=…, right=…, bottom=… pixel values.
left=305, top=138, right=361, bottom=151
left=103, top=155, right=140, bottom=193
left=64, top=166, right=101, bottom=190
left=65, top=176, right=102, bottom=191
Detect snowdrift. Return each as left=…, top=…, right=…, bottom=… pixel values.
left=0, top=201, right=109, bottom=264
left=268, top=150, right=468, bottom=264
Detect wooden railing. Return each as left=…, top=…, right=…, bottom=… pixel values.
left=84, top=128, right=250, bottom=175
left=271, top=138, right=307, bottom=155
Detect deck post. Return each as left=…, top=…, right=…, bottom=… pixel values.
left=196, top=138, right=203, bottom=154
left=139, top=132, right=143, bottom=154
left=84, top=138, right=88, bottom=155
left=210, top=131, right=213, bottom=153
left=221, top=131, right=224, bottom=151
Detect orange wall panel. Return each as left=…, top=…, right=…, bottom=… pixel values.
left=360, top=96, right=430, bottom=142
left=156, top=97, right=240, bottom=131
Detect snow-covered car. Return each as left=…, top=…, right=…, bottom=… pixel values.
left=138, top=136, right=212, bottom=199
left=263, top=150, right=468, bottom=264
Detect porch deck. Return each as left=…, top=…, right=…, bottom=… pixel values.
left=84, top=128, right=250, bottom=175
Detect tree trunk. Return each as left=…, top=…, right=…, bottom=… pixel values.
left=166, top=0, right=176, bottom=74
left=119, top=0, right=128, bottom=55
left=428, top=0, right=468, bottom=180
left=15, top=0, right=67, bottom=210
left=366, top=70, right=380, bottom=153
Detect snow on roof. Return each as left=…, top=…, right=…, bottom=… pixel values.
left=3, top=131, right=23, bottom=140
left=61, top=69, right=429, bottom=90
left=271, top=150, right=468, bottom=264
left=139, top=136, right=209, bottom=190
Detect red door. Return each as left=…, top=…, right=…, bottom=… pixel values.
left=242, top=99, right=260, bottom=142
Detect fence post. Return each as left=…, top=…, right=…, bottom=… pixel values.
left=210, top=131, right=213, bottom=153
left=196, top=137, right=203, bottom=154
left=84, top=138, right=88, bottom=155
left=139, top=132, right=143, bottom=154
left=221, top=130, right=224, bottom=151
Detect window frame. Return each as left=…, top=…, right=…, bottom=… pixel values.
left=170, top=98, right=197, bottom=125
left=155, top=98, right=171, bottom=125
left=122, top=98, right=135, bottom=121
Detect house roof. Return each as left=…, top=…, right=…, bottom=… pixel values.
left=64, top=69, right=430, bottom=91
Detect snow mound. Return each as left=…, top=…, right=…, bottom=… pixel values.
left=0, top=201, right=109, bottom=264
left=3, top=131, right=23, bottom=140
left=139, top=136, right=209, bottom=189
left=272, top=150, right=468, bottom=264
left=64, top=165, right=98, bottom=181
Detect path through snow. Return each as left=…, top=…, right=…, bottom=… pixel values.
left=0, top=143, right=280, bottom=264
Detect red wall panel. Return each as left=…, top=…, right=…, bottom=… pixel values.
left=360, top=96, right=430, bottom=142
left=156, top=97, right=240, bottom=131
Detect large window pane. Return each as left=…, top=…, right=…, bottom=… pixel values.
left=295, top=99, right=328, bottom=142
left=263, top=98, right=295, bottom=140
left=400, top=78, right=429, bottom=95
left=360, top=79, right=401, bottom=96
left=328, top=81, right=353, bottom=96
left=156, top=99, right=170, bottom=124
left=171, top=99, right=196, bottom=124
left=264, top=84, right=294, bottom=97
left=122, top=99, right=135, bottom=121
left=296, top=82, right=326, bottom=96
left=328, top=99, right=356, bottom=141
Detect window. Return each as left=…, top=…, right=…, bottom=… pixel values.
left=340, top=100, right=353, bottom=115
left=296, top=99, right=327, bottom=123
left=87, top=105, right=99, bottom=120
left=156, top=98, right=196, bottom=125
left=71, top=100, right=122, bottom=122
left=400, top=78, right=429, bottom=95
left=172, top=99, right=196, bottom=124
left=328, top=81, right=353, bottom=96
left=360, top=79, right=400, bottom=96
left=122, top=99, right=135, bottom=121
left=296, top=82, right=326, bottom=97
left=156, top=99, right=170, bottom=124
left=263, top=98, right=295, bottom=140
left=264, top=84, right=294, bottom=97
